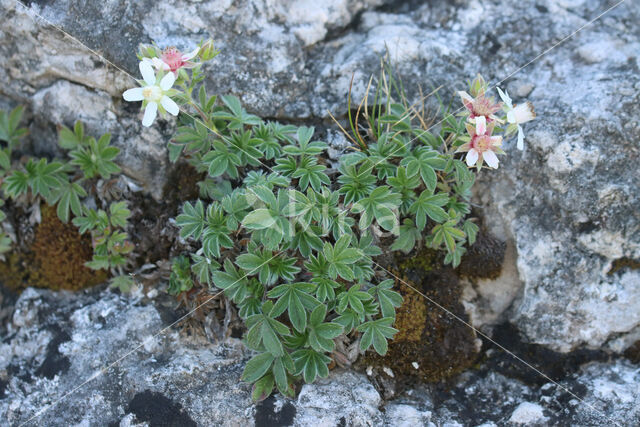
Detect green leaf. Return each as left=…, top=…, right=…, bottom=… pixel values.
left=246, top=302, right=291, bottom=357
left=176, top=200, right=206, bottom=239
left=336, top=284, right=373, bottom=315
left=350, top=186, right=401, bottom=231
left=368, top=279, right=403, bottom=318
left=291, top=349, right=332, bottom=383
left=307, top=305, right=343, bottom=353
left=0, top=106, right=28, bottom=149
left=251, top=373, right=275, bottom=402
left=357, top=317, right=398, bottom=355
left=242, top=352, right=275, bottom=383
left=323, top=235, right=362, bottom=281
left=409, top=190, right=449, bottom=231
left=242, top=208, right=276, bottom=230
left=268, top=282, right=319, bottom=333
left=49, top=180, right=87, bottom=223
left=463, top=219, right=479, bottom=245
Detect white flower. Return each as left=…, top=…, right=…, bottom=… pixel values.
left=123, top=61, right=179, bottom=127
left=497, top=87, right=536, bottom=150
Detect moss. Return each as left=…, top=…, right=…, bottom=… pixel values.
left=361, top=247, right=479, bottom=384
left=0, top=205, right=107, bottom=292
left=624, top=340, right=640, bottom=364
left=607, top=257, right=640, bottom=276
left=457, top=230, right=506, bottom=279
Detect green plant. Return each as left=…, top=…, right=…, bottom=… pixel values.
left=127, top=44, right=535, bottom=401
left=0, top=110, right=133, bottom=289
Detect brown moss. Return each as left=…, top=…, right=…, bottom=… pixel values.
left=624, top=340, right=640, bottom=364
left=361, top=247, right=480, bottom=383
left=457, top=230, right=506, bottom=279
left=607, top=257, right=640, bottom=276
left=0, top=205, right=107, bottom=292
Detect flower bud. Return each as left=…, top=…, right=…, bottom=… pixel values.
left=199, top=39, right=219, bottom=61
left=469, top=74, right=487, bottom=98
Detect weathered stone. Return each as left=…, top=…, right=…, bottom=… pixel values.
left=2, top=288, right=639, bottom=425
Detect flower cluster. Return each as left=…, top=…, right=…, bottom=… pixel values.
left=122, top=40, right=218, bottom=127
left=456, top=75, right=535, bottom=169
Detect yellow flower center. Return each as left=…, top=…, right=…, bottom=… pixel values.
left=142, top=85, right=163, bottom=103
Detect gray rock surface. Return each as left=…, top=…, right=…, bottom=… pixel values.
left=1, top=288, right=639, bottom=426
left=2, top=0, right=640, bottom=424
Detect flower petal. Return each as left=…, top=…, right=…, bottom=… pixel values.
left=151, top=57, right=170, bottom=71
left=142, top=102, right=158, bottom=127
left=475, top=115, right=486, bottom=136
left=139, top=61, right=156, bottom=86
left=514, top=102, right=536, bottom=124
left=483, top=150, right=499, bottom=168
left=496, top=87, right=512, bottom=108
left=466, top=149, right=479, bottom=166
left=458, top=91, right=474, bottom=112
left=181, top=46, right=200, bottom=61
left=517, top=126, right=525, bottom=150
left=161, top=96, right=179, bottom=116
left=160, top=72, right=176, bottom=91
left=123, top=87, right=144, bottom=101
left=490, top=135, right=503, bottom=147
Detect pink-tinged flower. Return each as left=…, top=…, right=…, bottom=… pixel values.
left=456, top=116, right=504, bottom=169
left=458, top=90, right=503, bottom=122
left=148, top=46, right=200, bottom=73
left=497, top=87, right=536, bottom=150
left=122, top=61, right=179, bottom=127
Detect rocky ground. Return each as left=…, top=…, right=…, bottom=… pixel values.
left=1, top=0, right=639, bottom=425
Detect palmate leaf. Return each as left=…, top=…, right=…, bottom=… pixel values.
left=336, top=284, right=373, bottom=315
left=176, top=200, right=206, bottom=239
left=337, top=162, right=376, bottom=206
left=236, top=248, right=300, bottom=286
left=323, top=235, right=362, bottom=281
left=267, top=282, right=319, bottom=333
left=311, top=277, right=341, bottom=302
left=242, top=351, right=296, bottom=401
left=2, top=170, right=29, bottom=198
left=212, top=258, right=250, bottom=302
left=292, top=156, right=330, bottom=192
left=25, top=158, right=66, bottom=199
left=246, top=301, right=291, bottom=357
left=401, top=147, right=446, bottom=192
left=109, top=201, right=131, bottom=228
left=390, top=218, right=421, bottom=253
left=351, top=185, right=401, bottom=231
left=0, top=106, right=28, bottom=150
left=282, top=126, right=328, bottom=157
left=368, top=279, right=403, bottom=318
left=191, top=253, right=220, bottom=286
left=48, top=180, right=87, bottom=223
left=202, top=140, right=241, bottom=178
left=227, top=130, right=264, bottom=167
left=253, top=123, right=283, bottom=160
left=306, top=305, right=343, bottom=353
left=409, top=190, right=449, bottom=231
left=356, top=317, right=399, bottom=355
left=202, top=203, right=234, bottom=258
left=69, top=133, right=120, bottom=179
left=387, top=166, right=420, bottom=213
left=463, top=219, right=479, bottom=245
left=58, top=121, right=89, bottom=149
left=431, top=219, right=466, bottom=254
left=291, top=348, right=332, bottom=384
